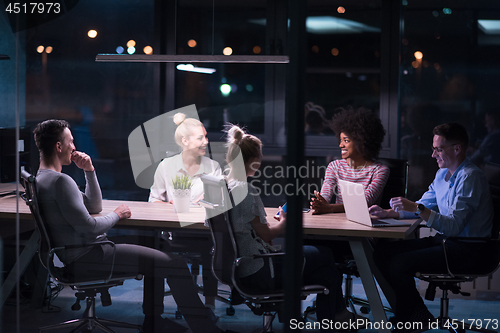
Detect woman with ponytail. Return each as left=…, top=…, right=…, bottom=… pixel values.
left=225, top=124, right=354, bottom=332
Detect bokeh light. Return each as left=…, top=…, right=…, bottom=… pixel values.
left=116, top=46, right=124, bottom=54
left=87, top=30, right=97, bottom=38
left=127, top=46, right=136, bottom=54
left=223, top=47, right=233, bottom=56
left=337, top=6, right=346, bottom=14
left=187, top=39, right=197, bottom=48
left=220, top=84, right=231, bottom=96
left=143, top=46, right=153, bottom=54
left=45, top=46, right=53, bottom=54
left=331, top=48, right=339, bottom=56
left=37, top=45, right=44, bottom=53
left=414, top=51, right=423, bottom=60
left=312, top=45, right=319, bottom=53
left=253, top=46, right=261, bottom=54
left=127, top=40, right=136, bottom=48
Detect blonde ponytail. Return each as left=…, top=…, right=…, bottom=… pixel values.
left=224, top=124, right=262, bottom=165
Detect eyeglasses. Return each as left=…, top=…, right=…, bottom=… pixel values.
left=432, top=143, right=459, bottom=154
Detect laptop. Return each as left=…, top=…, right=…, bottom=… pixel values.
left=338, top=179, right=410, bottom=228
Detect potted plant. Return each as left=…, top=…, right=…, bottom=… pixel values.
left=171, top=175, right=193, bottom=213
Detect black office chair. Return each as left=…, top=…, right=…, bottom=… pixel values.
left=20, top=170, right=143, bottom=333
left=337, top=158, right=409, bottom=316
left=413, top=162, right=500, bottom=333
left=200, top=174, right=329, bottom=333
left=378, top=158, right=409, bottom=209
left=163, top=231, right=232, bottom=318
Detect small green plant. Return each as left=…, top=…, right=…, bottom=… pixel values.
left=171, top=175, right=193, bottom=190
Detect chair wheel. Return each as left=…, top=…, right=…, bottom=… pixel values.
left=226, top=307, right=235, bottom=316
left=175, top=310, right=183, bottom=319
left=360, top=306, right=370, bottom=314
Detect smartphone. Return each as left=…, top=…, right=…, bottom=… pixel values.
left=274, top=203, right=287, bottom=219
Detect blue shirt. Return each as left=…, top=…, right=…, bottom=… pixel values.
left=401, top=158, right=493, bottom=238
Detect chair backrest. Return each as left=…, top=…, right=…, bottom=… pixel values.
left=200, top=174, right=238, bottom=287
left=483, top=162, right=500, bottom=240
left=20, top=170, right=52, bottom=270
left=21, top=170, right=140, bottom=287
left=378, top=158, right=409, bottom=209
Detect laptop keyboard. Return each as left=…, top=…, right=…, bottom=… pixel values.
left=371, top=218, right=388, bottom=225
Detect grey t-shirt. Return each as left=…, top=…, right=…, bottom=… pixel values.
left=36, top=169, right=119, bottom=264
left=228, top=180, right=278, bottom=278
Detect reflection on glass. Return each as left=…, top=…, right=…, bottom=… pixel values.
left=400, top=2, right=500, bottom=200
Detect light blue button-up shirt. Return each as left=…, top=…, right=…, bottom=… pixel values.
left=400, top=158, right=493, bottom=238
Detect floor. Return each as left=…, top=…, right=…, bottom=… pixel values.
left=2, top=271, right=500, bottom=333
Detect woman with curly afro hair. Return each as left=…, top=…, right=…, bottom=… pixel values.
left=310, top=106, right=390, bottom=215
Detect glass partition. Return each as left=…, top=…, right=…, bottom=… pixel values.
left=4, top=0, right=500, bottom=331
left=304, top=1, right=382, bottom=151
left=400, top=1, right=500, bottom=200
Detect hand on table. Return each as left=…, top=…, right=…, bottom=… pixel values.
left=114, top=204, right=132, bottom=220
left=310, top=191, right=331, bottom=215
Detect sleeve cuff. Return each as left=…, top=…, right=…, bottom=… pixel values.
left=425, top=210, right=437, bottom=227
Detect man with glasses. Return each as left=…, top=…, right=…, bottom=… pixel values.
left=369, top=122, right=494, bottom=330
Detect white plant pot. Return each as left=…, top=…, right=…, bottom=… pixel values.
left=172, top=189, right=191, bottom=213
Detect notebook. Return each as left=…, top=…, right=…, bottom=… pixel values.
left=338, top=179, right=410, bottom=228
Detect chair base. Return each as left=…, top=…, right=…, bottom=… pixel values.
left=344, top=274, right=393, bottom=315
left=39, top=317, right=143, bottom=333
left=346, top=295, right=393, bottom=314
left=39, top=296, right=142, bottom=333
left=411, top=289, right=496, bottom=333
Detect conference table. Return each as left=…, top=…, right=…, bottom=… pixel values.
left=1, top=192, right=420, bottom=332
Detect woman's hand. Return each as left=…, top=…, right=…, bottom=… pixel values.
left=193, top=193, right=204, bottom=204
left=310, top=191, right=332, bottom=215
left=277, top=206, right=286, bottom=222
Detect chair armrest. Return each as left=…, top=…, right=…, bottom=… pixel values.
left=234, top=252, right=286, bottom=266
left=49, top=240, right=117, bottom=283
left=54, top=240, right=116, bottom=251
left=253, top=253, right=286, bottom=259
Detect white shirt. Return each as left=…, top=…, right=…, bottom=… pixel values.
left=148, top=152, right=222, bottom=203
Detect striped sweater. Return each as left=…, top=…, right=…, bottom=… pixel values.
left=320, top=159, right=390, bottom=206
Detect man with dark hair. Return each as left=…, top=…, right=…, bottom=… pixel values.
left=369, top=122, right=494, bottom=329
left=33, top=119, right=236, bottom=333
